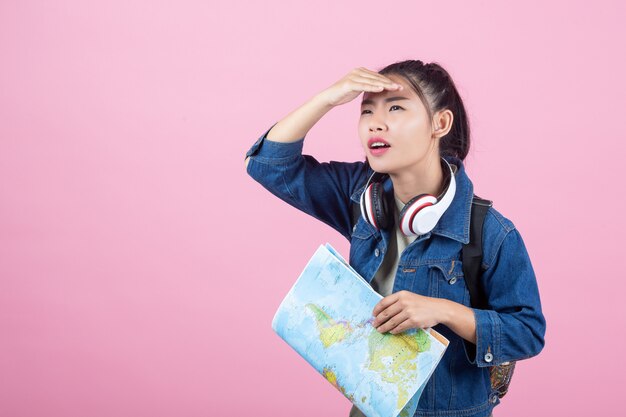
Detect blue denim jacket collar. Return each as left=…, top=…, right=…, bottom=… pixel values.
left=349, top=155, right=473, bottom=244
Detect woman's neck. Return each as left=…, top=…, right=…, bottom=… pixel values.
left=389, top=157, right=445, bottom=204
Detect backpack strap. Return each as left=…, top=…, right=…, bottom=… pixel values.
left=350, top=200, right=361, bottom=232
left=464, top=196, right=516, bottom=398
left=462, top=195, right=493, bottom=309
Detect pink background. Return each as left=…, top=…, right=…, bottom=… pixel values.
left=1, top=1, right=624, bottom=416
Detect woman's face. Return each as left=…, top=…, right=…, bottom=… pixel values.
left=358, top=74, right=438, bottom=175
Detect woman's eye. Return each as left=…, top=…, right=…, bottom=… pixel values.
left=361, top=106, right=402, bottom=115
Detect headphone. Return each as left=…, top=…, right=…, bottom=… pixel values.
left=359, top=157, right=457, bottom=236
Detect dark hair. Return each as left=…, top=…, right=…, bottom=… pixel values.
left=377, top=60, right=470, bottom=161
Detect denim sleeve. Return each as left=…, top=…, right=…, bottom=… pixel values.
left=462, top=228, right=547, bottom=367
left=245, top=123, right=367, bottom=241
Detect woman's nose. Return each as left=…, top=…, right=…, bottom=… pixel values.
left=369, top=113, right=387, bottom=131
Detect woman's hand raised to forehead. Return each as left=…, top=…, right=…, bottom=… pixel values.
left=318, top=67, right=403, bottom=107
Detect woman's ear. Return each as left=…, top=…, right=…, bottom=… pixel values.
left=432, top=109, right=454, bottom=138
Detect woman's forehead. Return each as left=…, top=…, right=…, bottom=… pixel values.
left=361, top=93, right=412, bottom=106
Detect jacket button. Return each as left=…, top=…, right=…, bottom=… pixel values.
left=484, top=352, right=493, bottom=363
left=374, top=248, right=380, bottom=257
left=449, top=277, right=457, bottom=285
left=490, top=394, right=498, bottom=404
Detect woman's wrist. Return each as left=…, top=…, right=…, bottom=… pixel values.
left=266, top=92, right=335, bottom=143
left=436, top=298, right=477, bottom=344
left=437, top=298, right=454, bottom=326
left=313, top=89, right=337, bottom=110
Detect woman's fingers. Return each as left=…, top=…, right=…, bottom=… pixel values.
left=319, top=67, right=403, bottom=108
left=355, top=67, right=400, bottom=87
left=351, top=80, right=400, bottom=93
left=354, top=71, right=394, bottom=84
left=388, top=317, right=412, bottom=334
left=373, top=301, right=404, bottom=328
left=350, top=82, right=384, bottom=93
left=376, top=310, right=410, bottom=334
left=352, top=75, right=401, bottom=91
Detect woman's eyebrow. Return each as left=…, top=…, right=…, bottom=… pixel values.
left=361, top=96, right=409, bottom=106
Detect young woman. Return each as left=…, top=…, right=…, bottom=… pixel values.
left=244, top=61, right=546, bottom=417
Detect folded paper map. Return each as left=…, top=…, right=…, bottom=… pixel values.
left=272, top=243, right=449, bottom=417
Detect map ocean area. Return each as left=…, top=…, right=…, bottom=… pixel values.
left=272, top=243, right=450, bottom=417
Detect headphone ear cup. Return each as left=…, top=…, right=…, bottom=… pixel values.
left=370, top=182, right=390, bottom=230
left=360, top=184, right=374, bottom=226
left=359, top=186, right=366, bottom=218
left=399, top=194, right=437, bottom=236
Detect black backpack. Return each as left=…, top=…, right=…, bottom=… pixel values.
left=349, top=194, right=516, bottom=399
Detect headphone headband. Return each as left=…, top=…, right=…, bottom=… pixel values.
left=359, top=157, right=457, bottom=236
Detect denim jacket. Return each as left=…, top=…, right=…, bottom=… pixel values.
left=244, top=123, right=546, bottom=417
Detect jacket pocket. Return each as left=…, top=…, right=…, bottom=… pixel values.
left=427, top=259, right=470, bottom=306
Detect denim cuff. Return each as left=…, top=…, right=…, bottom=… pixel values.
left=244, top=122, right=305, bottom=162
left=463, top=308, right=500, bottom=367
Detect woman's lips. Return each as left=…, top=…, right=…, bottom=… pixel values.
left=370, top=147, right=390, bottom=156
left=368, top=137, right=391, bottom=156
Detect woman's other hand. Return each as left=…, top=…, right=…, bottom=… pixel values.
left=372, top=291, right=476, bottom=343
left=318, top=67, right=403, bottom=107
left=371, top=290, right=448, bottom=334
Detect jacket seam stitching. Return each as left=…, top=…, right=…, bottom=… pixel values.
left=487, top=208, right=514, bottom=233
left=416, top=397, right=493, bottom=415
left=483, top=227, right=516, bottom=270
left=248, top=153, right=302, bottom=165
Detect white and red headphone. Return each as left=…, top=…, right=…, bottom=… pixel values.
left=359, top=157, right=456, bottom=237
